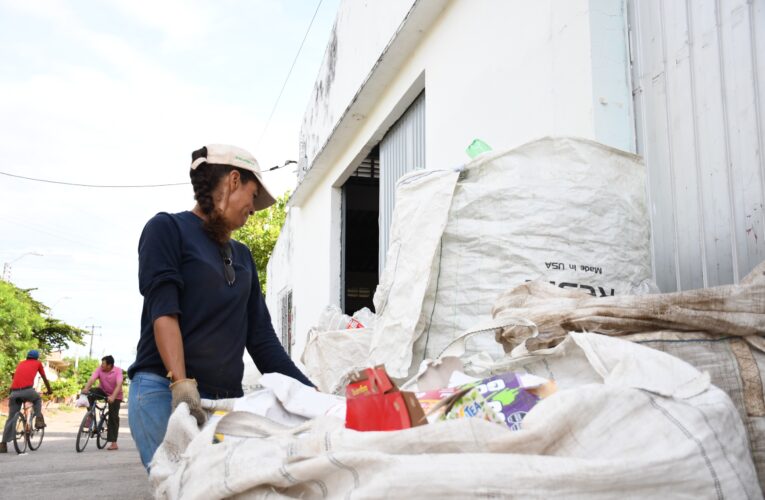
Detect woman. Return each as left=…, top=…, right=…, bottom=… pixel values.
left=128, top=144, right=314, bottom=471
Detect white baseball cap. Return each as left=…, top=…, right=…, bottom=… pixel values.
left=190, top=144, right=276, bottom=211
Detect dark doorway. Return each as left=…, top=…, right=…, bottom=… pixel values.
left=342, top=147, right=380, bottom=314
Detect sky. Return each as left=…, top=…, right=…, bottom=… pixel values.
left=0, top=0, right=341, bottom=369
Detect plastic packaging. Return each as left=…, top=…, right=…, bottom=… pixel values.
left=316, top=305, right=374, bottom=331
left=351, top=307, right=377, bottom=330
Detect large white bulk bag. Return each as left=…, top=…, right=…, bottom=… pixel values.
left=372, top=137, right=652, bottom=378
left=151, top=333, right=760, bottom=499
left=485, top=259, right=765, bottom=489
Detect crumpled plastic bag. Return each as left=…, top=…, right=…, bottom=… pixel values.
left=316, top=305, right=377, bottom=330
left=74, top=394, right=89, bottom=408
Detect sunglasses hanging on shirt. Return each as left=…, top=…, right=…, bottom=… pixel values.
left=220, top=243, right=235, bottom=286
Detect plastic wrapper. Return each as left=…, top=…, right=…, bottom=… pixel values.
left=416, top=371, right=556, bottom=430
left=317, top=305, right=373, bottom=330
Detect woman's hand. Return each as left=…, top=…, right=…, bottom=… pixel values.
left=170, top=378, right=207, bottom=426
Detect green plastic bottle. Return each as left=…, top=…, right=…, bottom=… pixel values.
left=465, top=139, right=492, bottom=159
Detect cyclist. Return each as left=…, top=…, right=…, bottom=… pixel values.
left=0, top=349, right=52, bottom=453
left=82, top=355, right=123, bottom=451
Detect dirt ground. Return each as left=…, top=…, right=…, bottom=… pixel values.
left=0, top=405, right=152, bottom=499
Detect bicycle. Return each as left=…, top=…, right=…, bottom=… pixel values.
left=11, top=398, right=45, bottom=454
left=75, top=391, right=110, bottom=452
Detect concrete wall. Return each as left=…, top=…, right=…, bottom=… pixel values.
left=298, top=0, right=420, bottom=176
left=275, top=0, right=634, bottom=361
left=265, top=209, right=294, bottom=316
left=266, top=187, right=342, bottom=361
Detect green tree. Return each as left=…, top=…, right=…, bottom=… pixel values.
left=49, top=377, right=80, bottom=401
left=61, top=357, right=100, bottom=388
left=0, top=280, right=86, bottom=397
left=34, top=318, right=86, bottom=352
left=233, top=191, right=289, bottom=294
left=0, top=281, right=44, bottom=396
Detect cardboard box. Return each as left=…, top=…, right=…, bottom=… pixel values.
left=345, top=366, right=427, bottom=431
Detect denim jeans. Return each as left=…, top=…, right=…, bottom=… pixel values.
left=1, top=388, right=41, bottom=443
left=128, top=372, right=172, bottom=471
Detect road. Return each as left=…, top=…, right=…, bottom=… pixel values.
left=0, top=406, right=152, bottom=499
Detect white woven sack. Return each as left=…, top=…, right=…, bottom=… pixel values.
left=483, top=261, right=765, bottom=489
left=630, top=333, right=765, bottom=492
left=489, top=259, right=765, bottom=352
left=372, top=137, right=652, bottom=378
left=151, top=333, right=759, bottom=499
left=300, top=327, right=373, bottom=393
left=371, top=168, right=460, bottom=379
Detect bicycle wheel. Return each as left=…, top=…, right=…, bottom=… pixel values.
left=76, top=410, right=93, bottom=452
left=12, top=413, right=28, bottom=454
left=27, top=413, right=44, bottom=451
left=96, top=411, right=109, bottom=449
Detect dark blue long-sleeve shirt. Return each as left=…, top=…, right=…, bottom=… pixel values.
left=128, top=211, right=313, bottom=397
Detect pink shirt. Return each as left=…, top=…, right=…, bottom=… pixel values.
left=89, top=365, right=124, bottom=400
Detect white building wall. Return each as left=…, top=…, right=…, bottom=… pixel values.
left=265, top=210, right=294, bottom=323
left=258, top=209, right=300, bottom=382
left=290, top=186, right=341, bottom=351
left=424, top=1, right=601, bottom=170
left=282, top=0, right=634, bottom=360
left=591, top=0, right=635, bottom=153
left=298, top=0, right=420, bottom=175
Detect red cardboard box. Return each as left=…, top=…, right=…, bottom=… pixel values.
left=345, top=366, right=427, bottom=431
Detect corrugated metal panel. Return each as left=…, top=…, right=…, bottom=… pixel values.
left=379, top=92, right=426, bottom=273
left=629, top=0, right=765, bottom=291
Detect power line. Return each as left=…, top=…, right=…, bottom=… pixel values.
left=256, top=0, right=324, bottom=147
left=0, top=171, right=187, bottom=188
left=0, top=161, right=297, bottom=189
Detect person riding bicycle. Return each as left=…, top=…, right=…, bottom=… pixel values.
left=82, top=355, right=123, bottom=451
left=0, top=349, right=52, bottom=453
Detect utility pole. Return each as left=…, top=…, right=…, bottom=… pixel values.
left=2, top=251, right=43, bottom=281
left=83, top=324, right=102, bottom=358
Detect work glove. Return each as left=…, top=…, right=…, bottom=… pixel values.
left=170, top=378, right=207, bottom=426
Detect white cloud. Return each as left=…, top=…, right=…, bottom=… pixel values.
left=0, top=0, right=80, bottom=27
left=103, top=0, right=214, bottom=51
left=0, top=0, right=339, bottom=368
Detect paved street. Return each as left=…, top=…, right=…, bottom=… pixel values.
left=0, top=406, right=152, bottom=499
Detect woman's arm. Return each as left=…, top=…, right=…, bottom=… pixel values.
left=154, top=314, right=186, bottom=381
left=155, top=314, right=206, bottom=425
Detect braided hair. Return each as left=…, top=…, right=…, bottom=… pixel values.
left=190, top=146, right=257, bottom=244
